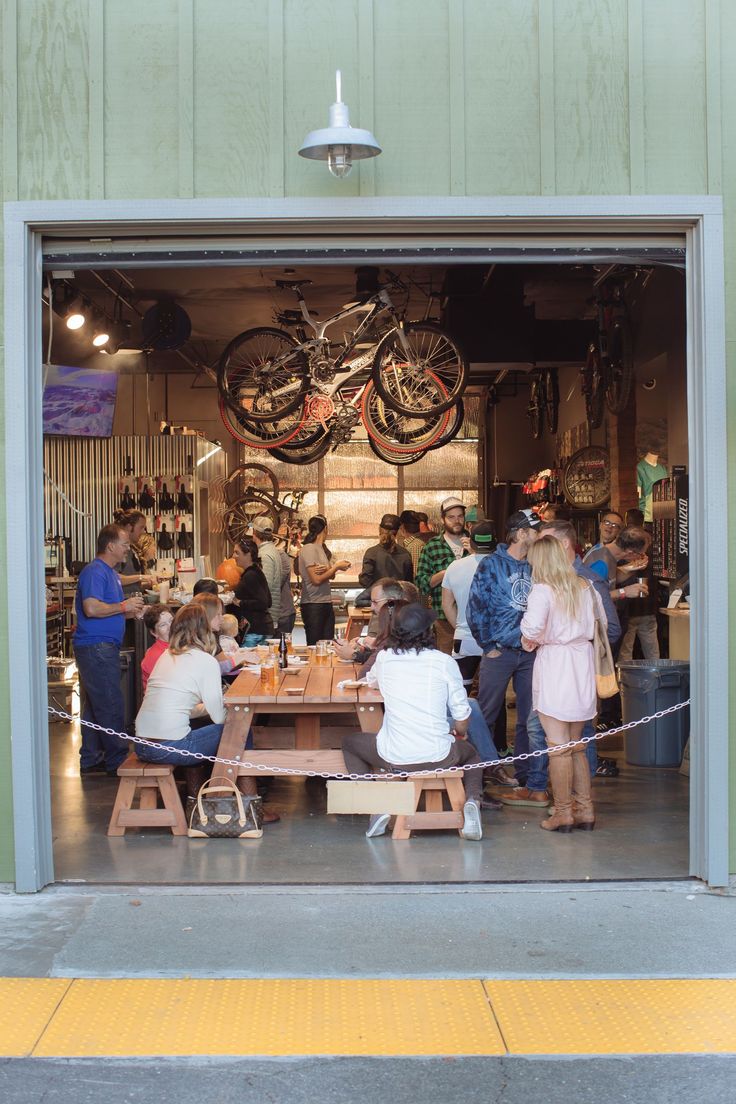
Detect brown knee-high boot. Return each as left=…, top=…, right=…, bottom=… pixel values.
left=540, top=749, right=574, bottom=832
left=571, top=747, right=595, bottom=830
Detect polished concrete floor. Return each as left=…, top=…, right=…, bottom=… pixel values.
left=50, top=715, right=690, bottom=885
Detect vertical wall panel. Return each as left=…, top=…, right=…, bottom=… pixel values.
left=16, top=0, right=89, bottom=199
left=552, top=0, right=630, bottom=194
left=103, top=0, right=181, bottom=198
left=372, top=0, right=451, bottom=196
left=464, top=0, right=542, bottom=195
left=283, top=0, right=361, bottom=197
left=193, top=0, right=271, bottom=197
left=642, top=0, right=708, bottom=193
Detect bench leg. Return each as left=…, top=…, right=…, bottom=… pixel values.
left=445, top=776, right=466, bottom=836
left=158, top=773, right=188, bottom=836
left=107, top=778, right=138, bottom=837
left=391, top=779, right=423, bottom=840
left=139, top=786, right=158, bottom=811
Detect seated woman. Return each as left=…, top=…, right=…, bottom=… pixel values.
left=135, top=604, right=228, bottom=811
left=141, top=604, right=173, bottom=692
left=190, top=591, right=251, bottom=675
left=341, top=603, right=484, bottom=841
left=231, top=538, right=273, bottom=645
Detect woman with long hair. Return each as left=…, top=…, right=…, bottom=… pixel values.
left=297, top=515, right=351, bottom=645
left=134, top=604, right=225, bottom=808
left=520, top=536, right=601, bottom=832
left=231, top=537, right=272, bottom=643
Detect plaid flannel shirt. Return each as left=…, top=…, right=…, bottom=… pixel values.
left=415, top=535, right=469, bottom=617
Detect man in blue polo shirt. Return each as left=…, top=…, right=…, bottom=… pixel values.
left=74, top=524, right=145, bottom=775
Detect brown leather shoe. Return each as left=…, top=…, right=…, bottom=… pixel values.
left=499, top=787, right=550, bottom=807
left=262, top=809, right=281, bottom=824
left=485, top=766, right=519, bottom=789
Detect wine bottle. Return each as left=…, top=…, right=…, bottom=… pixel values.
left=279, top=632, right=288, bottom=669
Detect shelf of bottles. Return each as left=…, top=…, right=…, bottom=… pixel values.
left=651, top=473, right=689, bottom=580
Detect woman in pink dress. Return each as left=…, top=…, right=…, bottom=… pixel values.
left=520, top=536, right=604, bottom=832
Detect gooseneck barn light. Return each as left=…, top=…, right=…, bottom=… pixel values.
left=298, top=70, right=381, bottom=178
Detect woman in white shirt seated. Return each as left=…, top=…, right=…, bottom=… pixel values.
left=135, top=603, right=226, bottom=770
left=342, top=603, right=484, bottom=841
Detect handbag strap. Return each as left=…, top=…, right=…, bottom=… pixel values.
left=196, top=778, right=247, bottom=825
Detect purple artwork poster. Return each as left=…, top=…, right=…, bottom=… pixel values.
left=42, top=364, right=118, bottom=437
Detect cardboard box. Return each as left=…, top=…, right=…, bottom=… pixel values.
left=327, top=780, right=416, bottom=815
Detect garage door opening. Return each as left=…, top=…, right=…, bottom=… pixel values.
left=40, top=252, right=691, bottom=885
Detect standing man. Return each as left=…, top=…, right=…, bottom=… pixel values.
left=74, top=524, right=145, bottom=775
left=396, top=510, right=426, bottom=577
left=584, top=526, right=649, bottom=602
left=358, top=513, right=414, bottom=594
left=249, top=516, right=282, bottom=634
left=276, top=541, right=296, bottom=635
left=441, top=520, right=496, bottom=689
left=415, top=497, right=470, bottom=653
left=589, top=510, right=625, bottom=553
left=466, top=509, right=541, bottom=785
left=499, top=519, right=622, bottom=807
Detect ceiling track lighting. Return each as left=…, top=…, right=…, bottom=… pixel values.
left=91, top=311, right=110, bottom=348
left=298, top=70, right=381, bottom=178
left=49, top=283, right=87, bottom=330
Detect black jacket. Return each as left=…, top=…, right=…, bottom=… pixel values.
left=358, top=542, right=413, bottom=590
left=233, top=565, right=273, bottom=637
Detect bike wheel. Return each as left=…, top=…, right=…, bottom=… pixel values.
left=371, top=322, right=468, bottom=417
left=268, top=431, right=334, bottom=466
left=218, top=327, right=310, bottom=423
left=584, top=344, right=605, bottom=430
left=527, top=378, right=543, bottom=440
left=368, top=437, right=428, bottom=466
left=224, top=495, right=280, bottom=545
left=605, top=316, right=634, bottom=414
left=543, top=367, right=559, bottom=434
left=223, top=463, right=279, bottom=506
left=218, top=393, right=306, bottom=449
left=362, top=376, right=451, bottom=453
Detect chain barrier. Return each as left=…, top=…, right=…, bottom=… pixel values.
left=47, top=699, right=690, bottom=782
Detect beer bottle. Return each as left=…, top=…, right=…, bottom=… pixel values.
left=279, top=632, right=288, bottom=669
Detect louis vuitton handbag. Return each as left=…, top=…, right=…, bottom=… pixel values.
left=187, top=778, right=264, bottom=839
left=590, top=585, right=619, bottom=699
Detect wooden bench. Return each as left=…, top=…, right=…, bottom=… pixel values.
left=107, top=753, right=188, bottom=836
left=391, top=771, right=466, bottom=840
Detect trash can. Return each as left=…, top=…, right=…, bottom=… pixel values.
left=619, top=660, right=690, bottom=767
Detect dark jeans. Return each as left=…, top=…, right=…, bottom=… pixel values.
left=477, top=647, right=534, bottom=785
left=301, top=602, right=335, bottom=645
left=342, top=732, right=483, bottom=802
left=74, top=641, right=129, bottom=771
left=135, top=723, right=224, bottom=767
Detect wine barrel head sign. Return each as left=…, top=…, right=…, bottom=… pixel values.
left=563, top=446, right=611, bottom=508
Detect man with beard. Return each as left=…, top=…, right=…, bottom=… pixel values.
left=416, top=497, right=470, bottom=654
left=358, top=514, right=414, bottom=597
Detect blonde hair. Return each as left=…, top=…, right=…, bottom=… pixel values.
left=220, top=613, right=239, bottom=638
left=527, top=535, right=587, bottom=620
left=191, top=591, right=224, bottom=626
left=168, top=604, right=217, bottom=656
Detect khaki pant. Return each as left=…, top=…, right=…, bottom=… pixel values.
left=433, top=617, right=455, bottom=655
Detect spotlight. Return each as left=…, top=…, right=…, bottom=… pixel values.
left=52, top=286, right=87, bottom=329
left=91, top=314, right=110, bottom=347
left=65, top=298, right=87, bottom=330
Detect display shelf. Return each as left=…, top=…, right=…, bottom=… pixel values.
left=651, top=474, right=689, bottom=580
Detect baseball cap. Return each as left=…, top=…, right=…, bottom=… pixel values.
left=249, top=516, right=274, bottom=535
left=506, top=508, right=542, bottom=531
left=470, top=521, right=497, bottom=550
left=379, top=513, right=401, bottom=531
left=440, top=496, right=466, bottom=515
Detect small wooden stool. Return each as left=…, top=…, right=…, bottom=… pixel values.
left=391, top=771, right=466, bottom=839
left=107, top=753, right=188, bottom=836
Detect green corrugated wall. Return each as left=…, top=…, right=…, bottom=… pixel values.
left=1, top=0, right=734, bottom=883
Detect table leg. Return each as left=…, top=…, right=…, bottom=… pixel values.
left=357, top=703, right=382, bottom=734
left=210, top=705, right=253, bottom=793
left=295, top=713, right=320, bottom=750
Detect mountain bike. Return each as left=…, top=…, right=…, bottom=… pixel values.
left=217, top=273, right=468, bottom=455
left=526, top=368, right=559, bottom=439
left=579, top=277, right=634, bottom=427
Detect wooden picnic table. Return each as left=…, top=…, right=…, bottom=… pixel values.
left=210, top=655, right=383, bottom=787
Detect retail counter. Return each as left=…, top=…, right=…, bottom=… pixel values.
left=660, top=606, right=690, bottom=661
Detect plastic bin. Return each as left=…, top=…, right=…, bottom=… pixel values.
left=619, top=660, right=690, bottom=767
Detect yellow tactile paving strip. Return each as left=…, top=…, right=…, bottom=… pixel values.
left=0, top=979, right=71, bottom=1056
left=32, top=978, right=503, bottom=1057
left=485, top=979, right=736, bottom=1055
left=4, top=977, right=736, bottom=1057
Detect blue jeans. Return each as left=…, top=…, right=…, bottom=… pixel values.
left=477, top=647, right=534, bottom=785
left=464, top=697, right=501, bottom=762
left=135, top=723, right=224, bottom=767
left=527, top=710, right=597, bottom=791
left=74, top=641, right=129, bottom=771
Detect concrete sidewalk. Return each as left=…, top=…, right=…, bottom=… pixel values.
left=0, top=880, right=733, bottom=979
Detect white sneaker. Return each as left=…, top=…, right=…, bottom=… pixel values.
left=366, top=813, right=391, bottom=838
left=461, top=799, right=483, bottom=841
